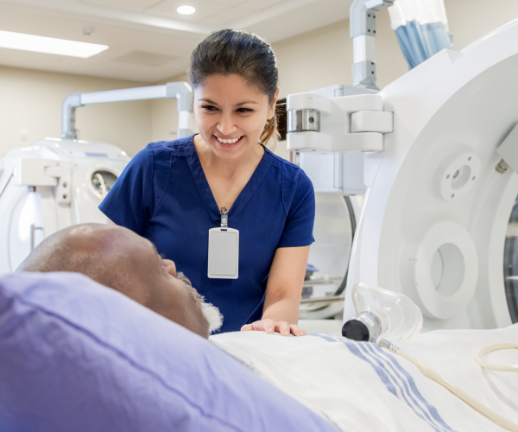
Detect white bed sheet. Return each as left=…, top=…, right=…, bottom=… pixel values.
left=211, top=324, right=518, bottom=432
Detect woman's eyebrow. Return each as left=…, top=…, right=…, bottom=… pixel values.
left=198, top=98, right=258, bottom=106
left=198, top=98, right=218, bottom=104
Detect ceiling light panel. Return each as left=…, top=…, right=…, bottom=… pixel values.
left=0, top=30, right=108, bottom=58
left=177, top=5, right=196, bottom=14
left=146, top=0, right=223, bottom=22
left=80, top=0, right=164, bottom=13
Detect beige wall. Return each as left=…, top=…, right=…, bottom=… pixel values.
left=0, top=66, right=152, bottom=158
left=272, top=11, right=407, bottom=99
left=447, top=0, right=518, bottom=51
left=150, top=72, right=198, bottom=144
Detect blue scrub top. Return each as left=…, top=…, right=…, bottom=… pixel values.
left=99, top=135, right=315, bottom=333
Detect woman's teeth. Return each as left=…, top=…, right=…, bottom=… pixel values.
left=216, top=136, right=241, bottom=144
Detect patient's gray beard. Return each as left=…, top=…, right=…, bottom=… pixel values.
left=199, top=296, right=223, bottom=333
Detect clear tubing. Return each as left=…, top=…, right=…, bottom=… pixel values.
left=379, top=340, right=518, bottom=432
left=476, top=343, right=518, bottom=372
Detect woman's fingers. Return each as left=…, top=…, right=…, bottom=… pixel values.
left=254, top=319, right=275, bottom=334
left=239, top=320, right=307, bottom=336
left=289, top=324, right=307, bottom=337
left=276, top=321, right=291, bottom=337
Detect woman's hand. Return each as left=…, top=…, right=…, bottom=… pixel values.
left=241, top=319, right=307, bottom=337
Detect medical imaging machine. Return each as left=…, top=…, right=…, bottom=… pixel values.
left=288, top=0, right=518, bottom=330
left=0, top=82, right=193, bottom=273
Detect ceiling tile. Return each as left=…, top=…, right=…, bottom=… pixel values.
left=146, top=0, right=224, bottom=22
left=203, top=0, right=246, bottom=6
left=201, top=6, right=251, bottom=26
left=245, top=0, right=350, bottom=43
left=238, top=0, right=287, bottom=12
left=112, top=51, right=177, bottom=66
left=0, top=0, right=353, bottom=82
left=80, top=0, right=164, bottom=13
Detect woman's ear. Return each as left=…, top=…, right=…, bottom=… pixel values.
left=268, top=88, right=280, bottom=119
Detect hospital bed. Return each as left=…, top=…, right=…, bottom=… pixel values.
left=213, top=326, right=518, bottom=432
left=1, top=271, right=516, bottom=432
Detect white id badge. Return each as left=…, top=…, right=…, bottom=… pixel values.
left=208, top=227, right=239, bottom=279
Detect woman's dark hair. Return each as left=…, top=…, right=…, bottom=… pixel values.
left=190, top=29, right=279, bottom=146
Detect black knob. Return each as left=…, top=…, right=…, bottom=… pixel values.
left=342, top=319, right=369, bottom=341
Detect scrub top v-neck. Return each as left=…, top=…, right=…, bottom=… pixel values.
left=99, top=135, right=315, bottom=333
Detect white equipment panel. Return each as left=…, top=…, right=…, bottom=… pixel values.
left=0, top=138, right=130, bottom=273
left=296, top=85, right=372, bottom=195
left=343, top=21, right=518, bottom=330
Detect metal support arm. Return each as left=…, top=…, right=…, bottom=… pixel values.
left=61, top=81, right=193, bottom=140
left=350, top=0, right=394, bottom=90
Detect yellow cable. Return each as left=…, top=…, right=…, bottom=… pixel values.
left=476, top=343, right=518, bottom=372
left=378, top=339, right=518, bottom=432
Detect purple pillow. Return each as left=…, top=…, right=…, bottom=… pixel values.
left=0, top=272, right=336, bottom=432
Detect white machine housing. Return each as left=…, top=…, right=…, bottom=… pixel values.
left=0, top=81, right=193, bottom=274
left=288, top=20, right=518, bottom=330
left=0, top=138, right=130, bottom=273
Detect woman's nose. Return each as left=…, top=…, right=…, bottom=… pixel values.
left=217, top=116, right=237, bottom=136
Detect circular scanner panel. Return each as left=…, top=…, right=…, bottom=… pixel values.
left=86, top=165, right=120, bottom=199
left=430, top=243, right=465, bottom=297
left=413, top=221, right=478, bottom=320
left=439, top=152, right=481, bottom=201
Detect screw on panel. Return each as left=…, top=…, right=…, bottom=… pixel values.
left=496, top=159, right=509, bottom=174
left=446, top=174, right=450, bottom=179
left=451, top=194, right=455, bottom=198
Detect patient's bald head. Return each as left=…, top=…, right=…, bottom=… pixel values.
left=19, top=224, right=148, bottom=303
left=18, top=224, right=215, bottom=338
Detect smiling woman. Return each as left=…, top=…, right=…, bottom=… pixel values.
left=99, top=29, right=315, bottom=337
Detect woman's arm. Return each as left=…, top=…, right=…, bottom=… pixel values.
left=241, top=246, right=309, bottom=337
